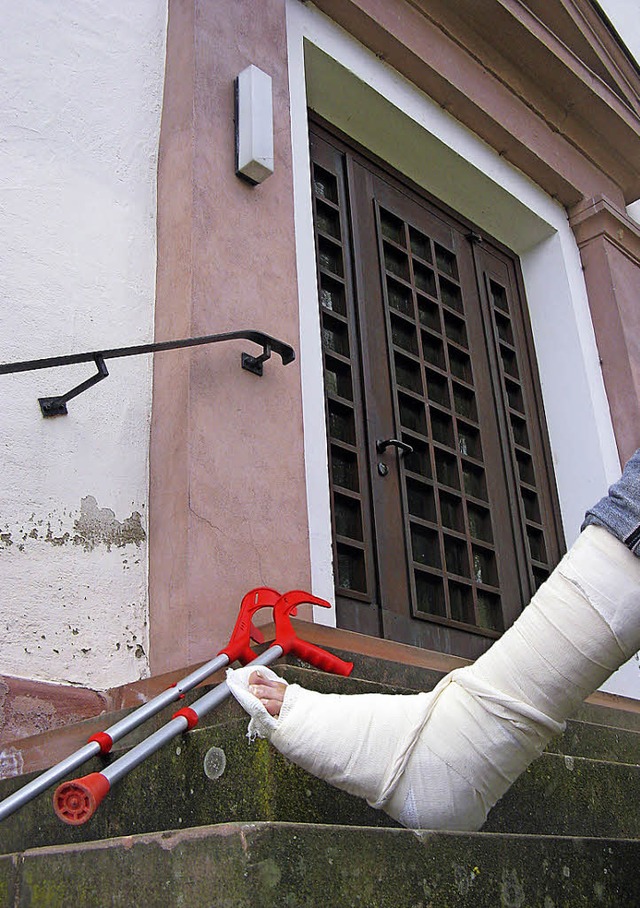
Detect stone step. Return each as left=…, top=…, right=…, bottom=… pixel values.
left=6, top=660, right=640, bottom=786
left=0, top=718, right=396, bottom=857
left=2, top=821, right=639, bottom=907
left=486, top=750, right=640, bottom=837
left=0, top=663, right=413, bottom=780
left=76, top=661, right=640, bottom=759
left=0, top=653, right=423, bottom=780
left=550, top=717, right=640, bottom=762
left=2, top=663, right=639, bottom=845
left=2, top=712, right=640, bottom=856
left=6, top=624, right=640, bottom=780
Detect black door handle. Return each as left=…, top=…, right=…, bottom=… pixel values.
left=376, top=438, right=414, bottom=456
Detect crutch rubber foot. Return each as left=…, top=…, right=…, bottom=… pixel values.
left=53, top=773, right=110, bottom=825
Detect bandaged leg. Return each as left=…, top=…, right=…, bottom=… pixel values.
left=227, top=526, right=640, bottom=831
left=227, top=664, right=436, bottom=805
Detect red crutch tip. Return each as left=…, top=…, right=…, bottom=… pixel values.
left=53, top=773, right=110, bottom=825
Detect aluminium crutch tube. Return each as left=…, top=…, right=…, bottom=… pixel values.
left=0, top=586, right=281, bottom=823
left=53, top=589, right=353, bottom=825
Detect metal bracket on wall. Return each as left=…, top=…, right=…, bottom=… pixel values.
left=241, top=344, right=272, bottom=376
left=38, top=354, right=110, bottom=417
left=0, top=330, right=295, bottom=417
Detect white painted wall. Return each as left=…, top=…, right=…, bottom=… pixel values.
left=286, top=2, right=640, bottom=698
left=0, top=1, right=167, bottom=687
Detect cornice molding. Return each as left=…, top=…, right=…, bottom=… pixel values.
left=310, top=0, right=640, bottom=206
left=570, top=195, right=640, bottom=265
left=498, top=0, right=640, bottom=120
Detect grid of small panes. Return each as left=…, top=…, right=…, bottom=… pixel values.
left=488, top=278, right=551, bottom=590
left=378, top=206, right=503, bottom=633
left=312, top=162, right=372, bottom=598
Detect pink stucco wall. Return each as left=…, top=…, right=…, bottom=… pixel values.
left=149, top=0, right=311, bottom=673
left=571, top=197, right=640, bottom=465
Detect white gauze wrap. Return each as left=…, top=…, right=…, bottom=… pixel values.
left=227, top=526, right=640, bottom=831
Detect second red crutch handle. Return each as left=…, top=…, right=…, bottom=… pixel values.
left=272, top=589, right=353, bottom=676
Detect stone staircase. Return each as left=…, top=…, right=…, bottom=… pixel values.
left=1, top=624, right=640, bottom=906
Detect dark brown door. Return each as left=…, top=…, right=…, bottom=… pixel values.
left=310, top=122, right=563, bottom=660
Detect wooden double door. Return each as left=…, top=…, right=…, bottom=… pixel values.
left=310, top=122, right=563, bottom=660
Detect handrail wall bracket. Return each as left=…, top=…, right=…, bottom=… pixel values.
left=39, top=354, right=109, bottom=418
left=242, top=343, right=271, bottom=377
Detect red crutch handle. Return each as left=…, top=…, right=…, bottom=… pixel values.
left=273, top=590, right=353, bottom=676
left=218, top=586, right=282, bottom=665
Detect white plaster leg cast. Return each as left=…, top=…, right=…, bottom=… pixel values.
left=227, top=526, right=640, bottom=831
left=226, top=664, right=435, bottom=803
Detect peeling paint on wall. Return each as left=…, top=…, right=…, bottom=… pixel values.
left=1, top=496, right=150, bottom=687
left=74, top=495, right=146, bottom=551
left=0, top=496, right=146, bottom=555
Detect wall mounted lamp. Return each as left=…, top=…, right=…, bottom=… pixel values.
left=235, top=65, right=274, bottom=185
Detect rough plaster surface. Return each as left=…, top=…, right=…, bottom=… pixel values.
left=0, top=0, right=167, bottom=687
left=149, top=0, right=312, bottom=675
left=1, top=496, right=148, bottom=686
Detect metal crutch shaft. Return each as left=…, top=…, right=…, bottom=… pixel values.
left=53, top=589, right=353, bottom=825
left=52, top=648, right=282, bottom=825
left=0, top=587, right=280, bottom=823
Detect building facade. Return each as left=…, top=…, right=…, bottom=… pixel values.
left=1, top=0, right=639, bottom=743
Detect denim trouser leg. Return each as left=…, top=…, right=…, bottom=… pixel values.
left=582, top=449, right=640, bottom=556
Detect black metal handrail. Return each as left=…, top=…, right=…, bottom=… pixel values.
left=0, top=330, right=295, bottom=417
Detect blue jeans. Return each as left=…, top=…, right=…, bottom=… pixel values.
left=582, top=449, right=640, bottom=556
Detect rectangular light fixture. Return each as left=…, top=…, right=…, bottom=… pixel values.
left=235, top=65, right=274, bottom=184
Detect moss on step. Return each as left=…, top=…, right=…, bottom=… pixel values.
left=485, top=751, right=640, bottom=837
left=4, top=822, right=640, bottom=908
left=0, top=719, right=394, bottom=856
